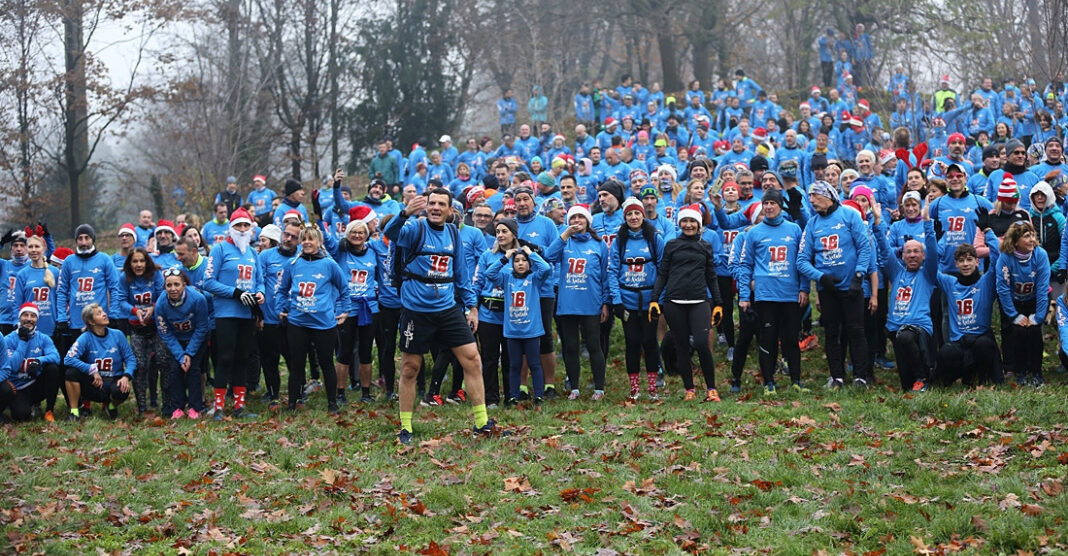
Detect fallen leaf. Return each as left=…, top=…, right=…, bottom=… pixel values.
left=970, top=515, right=988, bottom=532
left=503, top=476, right=532, bottom=493
left=1020, top=504, right=1043, bottom=516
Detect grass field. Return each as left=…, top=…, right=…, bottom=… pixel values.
left=2, top=328, right=1067, bottom=555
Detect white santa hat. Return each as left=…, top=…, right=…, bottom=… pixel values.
left=565, top=204, right=592, bottom=226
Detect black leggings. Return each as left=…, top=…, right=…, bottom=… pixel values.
left=756, top=301, right=801, bottom=384
left=864, top=288, right=888, bottom=359
left=0, top=364, right=61, bottom=420
left=376, top=306, right=401, bottom=394
left=214, top=318, right=255, bottom=388
left=1010, top=298, right=1043, bottom=377
left=935, top=332, right=1001, bottom=386
left=889, top=327, right=931, bottom=389
left=258, top=323, right=288, bottom=400
left=539, top=298, right=556, bottom=354
left=663, top=301, right=716, bottom=390
left=337, top=316, right=377, bottom=366
left=716, top=275, right=736, bottom=347
left=819, top=289, right=870, bottom=381
left=558, top=314, right=606, bottom=391
left=622, top=307, right=659, bottom=375
left=478, top=321, right=509, bottom=405
left=428, top=349, right=463, bottom=397
left=732, top=304, right=760, bottom=382
left=287, top=325, right=338, bottom=408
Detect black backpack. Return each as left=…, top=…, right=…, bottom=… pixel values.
left=390, top=219, right=461, bottom=290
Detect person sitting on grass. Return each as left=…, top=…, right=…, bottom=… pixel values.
left=0, top=303, right=62, bottom=422
left=63, top=303, right=136, bottom=420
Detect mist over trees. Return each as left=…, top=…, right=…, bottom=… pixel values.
left=0, top=0, right=1064, bottom=234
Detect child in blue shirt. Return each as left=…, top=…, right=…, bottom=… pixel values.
left=484, top=245, right=552, bottom=405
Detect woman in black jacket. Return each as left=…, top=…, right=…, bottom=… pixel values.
left=649, top=204, right=724, bottom=402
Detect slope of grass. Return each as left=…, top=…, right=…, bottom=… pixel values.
left=2, top=328, right=1067, bottom=554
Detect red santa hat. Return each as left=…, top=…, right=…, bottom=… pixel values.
left=50, top=247, right=73, bottom=266
left=155, top=219, right=177, bottom=237
left=857, top=99, right=870, bottom=111
left=810, top=86, right=821, bottom=94
left=253, top=174, right=266, bottom=184
left=18, top=302, right=38, bottom=318
left=348, top=205, right=376, bottom=225
left=565, top=203, right=592, bottom=225
left=117, top=223, right=136, bottom=237
left=947, top=132, right=966, bottom=144
left=282, top=210, right=303, bottom=224
left=753, top=128, right=768, bottom=140
left=677, top=204, right=703, bottom=225
left=229, top=208, right=253, bottom=226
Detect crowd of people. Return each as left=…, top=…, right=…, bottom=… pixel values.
left=2, top=69, right=1067, bottom=446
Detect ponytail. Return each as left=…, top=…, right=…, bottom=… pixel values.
left=44, top=267, right=54, bottom=288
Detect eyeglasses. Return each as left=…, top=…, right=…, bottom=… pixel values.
left=1011, top=150, right=1026, bottom=155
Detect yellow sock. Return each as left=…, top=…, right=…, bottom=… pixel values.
left=472, top=404, right=488, bottom=428
left=70, top=407, right=80, bottom=417
left=400, top=411, right=413, bottom=433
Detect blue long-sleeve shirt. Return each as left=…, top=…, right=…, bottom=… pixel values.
left=258, top=246, right=293, bottom=325
left=544, top=234, right=609, bottom=316
left=202, top=241, right=264, bottom=320
left=996, top=246, right=1050, bottom=320
left=117, top=272, right=164, bottom=325
left=276, top=254, right=351, bottom=330
left=607, top=228, right=666, bottom=310
left=333, top=243, right=385, bottom=314
left=56, top=251, right=121, bottom=329
left=484, top=252, right=551, bottom=339
left=737, top=219, right=807, bottom=303
left=885, top=220, right=939, bottom=335
left=64, top=328, right=136, bottom=379
left=497, top=97, right=517, bottom=125
left=797, top=204, right=872, bottom=290
left=13, top=266, right=58, bottom=336
left=154, top=288, right=210, bottom=363
left=0, top=330, right=60, bottom=389
left=929, top=192, right=993, bottom=272
left=383, top=215, right=477, bottom=312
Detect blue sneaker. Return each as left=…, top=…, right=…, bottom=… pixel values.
left=398, top=429, right=413, bottom=445
left=874, top=356, right=896, bottom=370
left=729, top=381, right=742, bottom=394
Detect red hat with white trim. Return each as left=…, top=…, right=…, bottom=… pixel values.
left=997, top=176, right=1020, bottom=203
left=282, top=210, right=303, bottom=224
left=18, top=302, right=38, bottom=318
left=117, top=223, right=136, bottom=237
left=565, top=203, right=592, bottom=225
left=229, top=208, right=253, bottom=226
left=810, top=86, right=821, bottom=94
left=348, top=205, right=376, bottom=225
left=155, top=219, right=177, bottom=237
left=677, top=204, right=703, bottom=225
left=50, top=247, right=73, bottom=266
left=253, top=174, right=266, bottom=184
left=858, top=99, right=870, bottom=110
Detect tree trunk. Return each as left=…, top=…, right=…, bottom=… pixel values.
left=657, top=30, right=681, bottom=92
left=62, top=0, right=88, bottom=226
left=328, top=0, right=340, bottom=171
left=290, top=126, right=302, bottom=180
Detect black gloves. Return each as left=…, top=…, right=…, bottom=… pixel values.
left=55, top=322, right=70, bottom=336
left=1055, top=269, right=1067, bottom=283
left=819, top=274, right=837, bottom=290
left=0, top=229, right=14, bottom=248
left=311, top=190, right=323, bottom=218
left=25, top=360, right=40, bottom=379
left=233, top=288, right=258, bottom=307
left=975, top=209, right=990, bottom=231
left=849, top=273, right=864, bottom=294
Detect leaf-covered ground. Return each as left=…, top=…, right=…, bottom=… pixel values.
left=2, top=329, right=1067, bottom=555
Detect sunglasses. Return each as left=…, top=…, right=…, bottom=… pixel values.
left=163, top=268, right=184, bottom=278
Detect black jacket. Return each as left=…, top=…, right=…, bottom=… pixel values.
left=652, top=233, right=723, bottom=306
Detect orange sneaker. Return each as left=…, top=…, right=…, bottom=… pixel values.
left=704, top=388, right=721, bottom=402
left=799, top=334, right=819, bottom=352
left=44, top=410, right=55, bottom=422
left=683, top=389, right=697, bottom=401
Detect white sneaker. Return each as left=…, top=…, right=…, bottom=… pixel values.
left=726, top=347, right=734, bottom=362
left=717, top=334, right=727, bottom=346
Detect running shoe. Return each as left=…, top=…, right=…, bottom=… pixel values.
left=791, top=382, right=810, bottom=394
left=544, top=386, right=558, bottom=400
left=729, top=381, right=742, bottom=394
left=764, top=383, right=777, bottom=397
left=911, top=380, right=927, bottom=392
left=726, top=347, right=734, bottom=362
left=171, top=409, right=185, bottom=420
left=683, top=389, right=697, bottom=401
left=852, top=377, right=868, bottom=389
left=398, top=429, right=413, bottom=445
left=874, top=356, right=896, bottom=370
left=233, top=407, right=258, bottom=419
left=591, top=390, right=605, bottom=401
left=44, top=411, right=55, bottom=423
left=187, top=408, right=201, bottom=419
left=704, top=388, right=721, bottom=402
left=421, top=394, right=444, bottom=407
left=567, top=390, right=580, bottom=401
